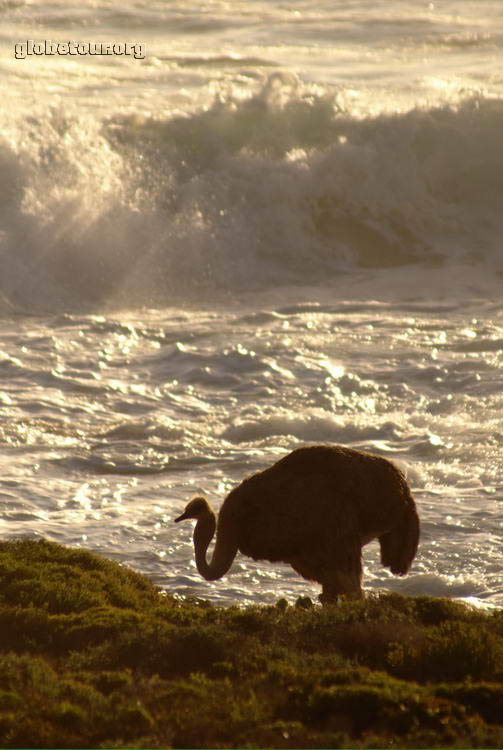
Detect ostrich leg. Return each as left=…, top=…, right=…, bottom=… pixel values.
left=319, top=559, right=363, bottom=604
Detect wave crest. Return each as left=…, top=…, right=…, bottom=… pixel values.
left=1, top=76, right=502, bottom=309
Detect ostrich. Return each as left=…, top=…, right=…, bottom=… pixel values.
left=174, top=445, right=419, bottom=603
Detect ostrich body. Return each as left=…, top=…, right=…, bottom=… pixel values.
left=174, top=445, right=419, bottom=603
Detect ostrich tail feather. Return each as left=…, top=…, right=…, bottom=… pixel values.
left=379, top=485, right=420, bottom=576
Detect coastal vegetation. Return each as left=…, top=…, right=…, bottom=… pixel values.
left=0, top=538, right=501, bottom=748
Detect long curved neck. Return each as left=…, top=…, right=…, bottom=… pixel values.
left=193, top=509, right=238, bottom=581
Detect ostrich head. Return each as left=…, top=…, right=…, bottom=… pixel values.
left=174, top=496, right=211, bottom=523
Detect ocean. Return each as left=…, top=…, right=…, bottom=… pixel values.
left=0, top=0, right=501, bottom=607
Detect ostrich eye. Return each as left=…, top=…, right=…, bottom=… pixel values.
left=191, top=497, right=207, bottom=512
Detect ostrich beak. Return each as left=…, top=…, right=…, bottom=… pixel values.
left=174, top=510, right=190, bottom=523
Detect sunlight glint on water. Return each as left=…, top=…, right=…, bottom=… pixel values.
left=0, top=0, right=501, bottom=607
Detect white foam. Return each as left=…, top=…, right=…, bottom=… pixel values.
left=1, top=83, right=502, bottom=311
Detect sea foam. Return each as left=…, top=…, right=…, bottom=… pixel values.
left=1, top=76, right=502, bottom=310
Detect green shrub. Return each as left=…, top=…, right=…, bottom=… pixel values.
left=413, top=595, right=482, bottom=626
left=435, top=683, right=503, bottom=724
left=0, top=539, right=501, bottom=749
left=423, top=621, right=503, bottom=682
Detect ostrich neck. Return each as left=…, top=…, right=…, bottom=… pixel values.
left=193, top=510, right=237, bottom=581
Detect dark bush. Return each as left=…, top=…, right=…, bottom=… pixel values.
left=0, top=539, right=501, bottom=749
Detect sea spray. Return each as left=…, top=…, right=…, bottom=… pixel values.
left=1, top=77, right=503, bottom=311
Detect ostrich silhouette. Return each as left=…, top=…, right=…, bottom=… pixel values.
left=175, top=445, right=419, bottom=603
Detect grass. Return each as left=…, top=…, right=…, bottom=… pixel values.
left=0, top=538, right=501, bottom=748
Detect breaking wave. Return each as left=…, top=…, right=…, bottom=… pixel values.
left=1, top=74, right=502, bottom=310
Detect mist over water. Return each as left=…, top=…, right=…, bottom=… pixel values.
left=0, top=0, right=501, bottom=607
left=2, top=81, right=503, bottom=311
